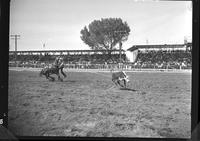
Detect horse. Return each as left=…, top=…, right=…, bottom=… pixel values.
left=39, top=65, right=63, bottom=81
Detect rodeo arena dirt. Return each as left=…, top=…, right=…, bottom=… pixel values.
left=8, top=66, right=191, bottom=138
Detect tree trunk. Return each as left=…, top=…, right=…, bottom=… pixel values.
left=106, top=50, right=114, bottom=63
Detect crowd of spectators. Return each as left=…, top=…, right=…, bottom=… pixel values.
left=9, top=49, right=192, bottom=70
left=135, top=50, right=191, bottom=69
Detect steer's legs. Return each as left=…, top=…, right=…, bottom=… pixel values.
left=112, top=79, right=124, bottom=88
left=112, top=79, right=119, bottom=86
left=123, top=79, right=127, bottom=88
left=117, top=80, right=124, bottom=87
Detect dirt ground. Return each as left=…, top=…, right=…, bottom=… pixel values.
left=8, top=68, right=191, bottom=138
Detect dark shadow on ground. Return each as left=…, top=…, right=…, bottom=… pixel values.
left=62, top=80, right=76, bottom=83
left=120, top=87, right=137, bottom=91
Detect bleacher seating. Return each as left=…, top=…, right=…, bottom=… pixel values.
left=135, top=50, right=191, bottom=69
left=9, top=49, right=192, bottom=69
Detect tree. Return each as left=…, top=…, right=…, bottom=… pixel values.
left=80, top=18, right=131, bottom=62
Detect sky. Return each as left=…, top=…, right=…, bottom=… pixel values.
left=9, top=0, right=192, bottom=51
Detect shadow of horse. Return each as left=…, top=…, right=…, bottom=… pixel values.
left=58, top=80, right=76, bottom=84
left=63, top=80, right=76, bottom=83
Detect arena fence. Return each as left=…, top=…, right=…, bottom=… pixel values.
left=9, top=62, right=191, bottom=70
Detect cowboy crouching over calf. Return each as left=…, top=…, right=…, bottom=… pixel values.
left=112, top=71, right=130, bottom=88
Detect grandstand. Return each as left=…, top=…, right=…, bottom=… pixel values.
left=9, top=42, right=192, bottom=70
left=9, top=49, right=127, bottom=68
left=127, top=43, right=192, bottom=69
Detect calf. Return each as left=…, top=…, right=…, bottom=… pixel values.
left=111, top=71, right=130, bottom=88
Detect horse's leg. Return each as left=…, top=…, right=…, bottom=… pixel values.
left=50, top=76, right=55, bottom=81
left=43, top=72, right=49, bottom=80
left=60, top=68, right=66, bottom=78
left=56, top=72, right=63, bottom=82
left=39, top=70, right=43, bottom=77
left=45, top=74, right=49, bottom=79
left=48, top=73, right=55, bottom=81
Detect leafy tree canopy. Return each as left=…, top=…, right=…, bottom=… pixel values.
left=80, top=18, right=131, bottom=51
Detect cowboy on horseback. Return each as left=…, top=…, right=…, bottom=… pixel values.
left=53, top=56, right=66, bottom=78
left=39, top=56, right=66, bottom=81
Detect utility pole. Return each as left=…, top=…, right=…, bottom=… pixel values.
left=146, top=39, right=149, bottom=45
left=119, top=41, right=122, bottom=64
left=11, top=35, right=20, bottom=63
left=43, top=43, right=45, bottom=49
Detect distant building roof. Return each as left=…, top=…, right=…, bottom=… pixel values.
left=127, top=44, right=186, bottom=51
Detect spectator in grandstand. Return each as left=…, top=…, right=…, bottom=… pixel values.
left=180, top=61, right=187, bottom=69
